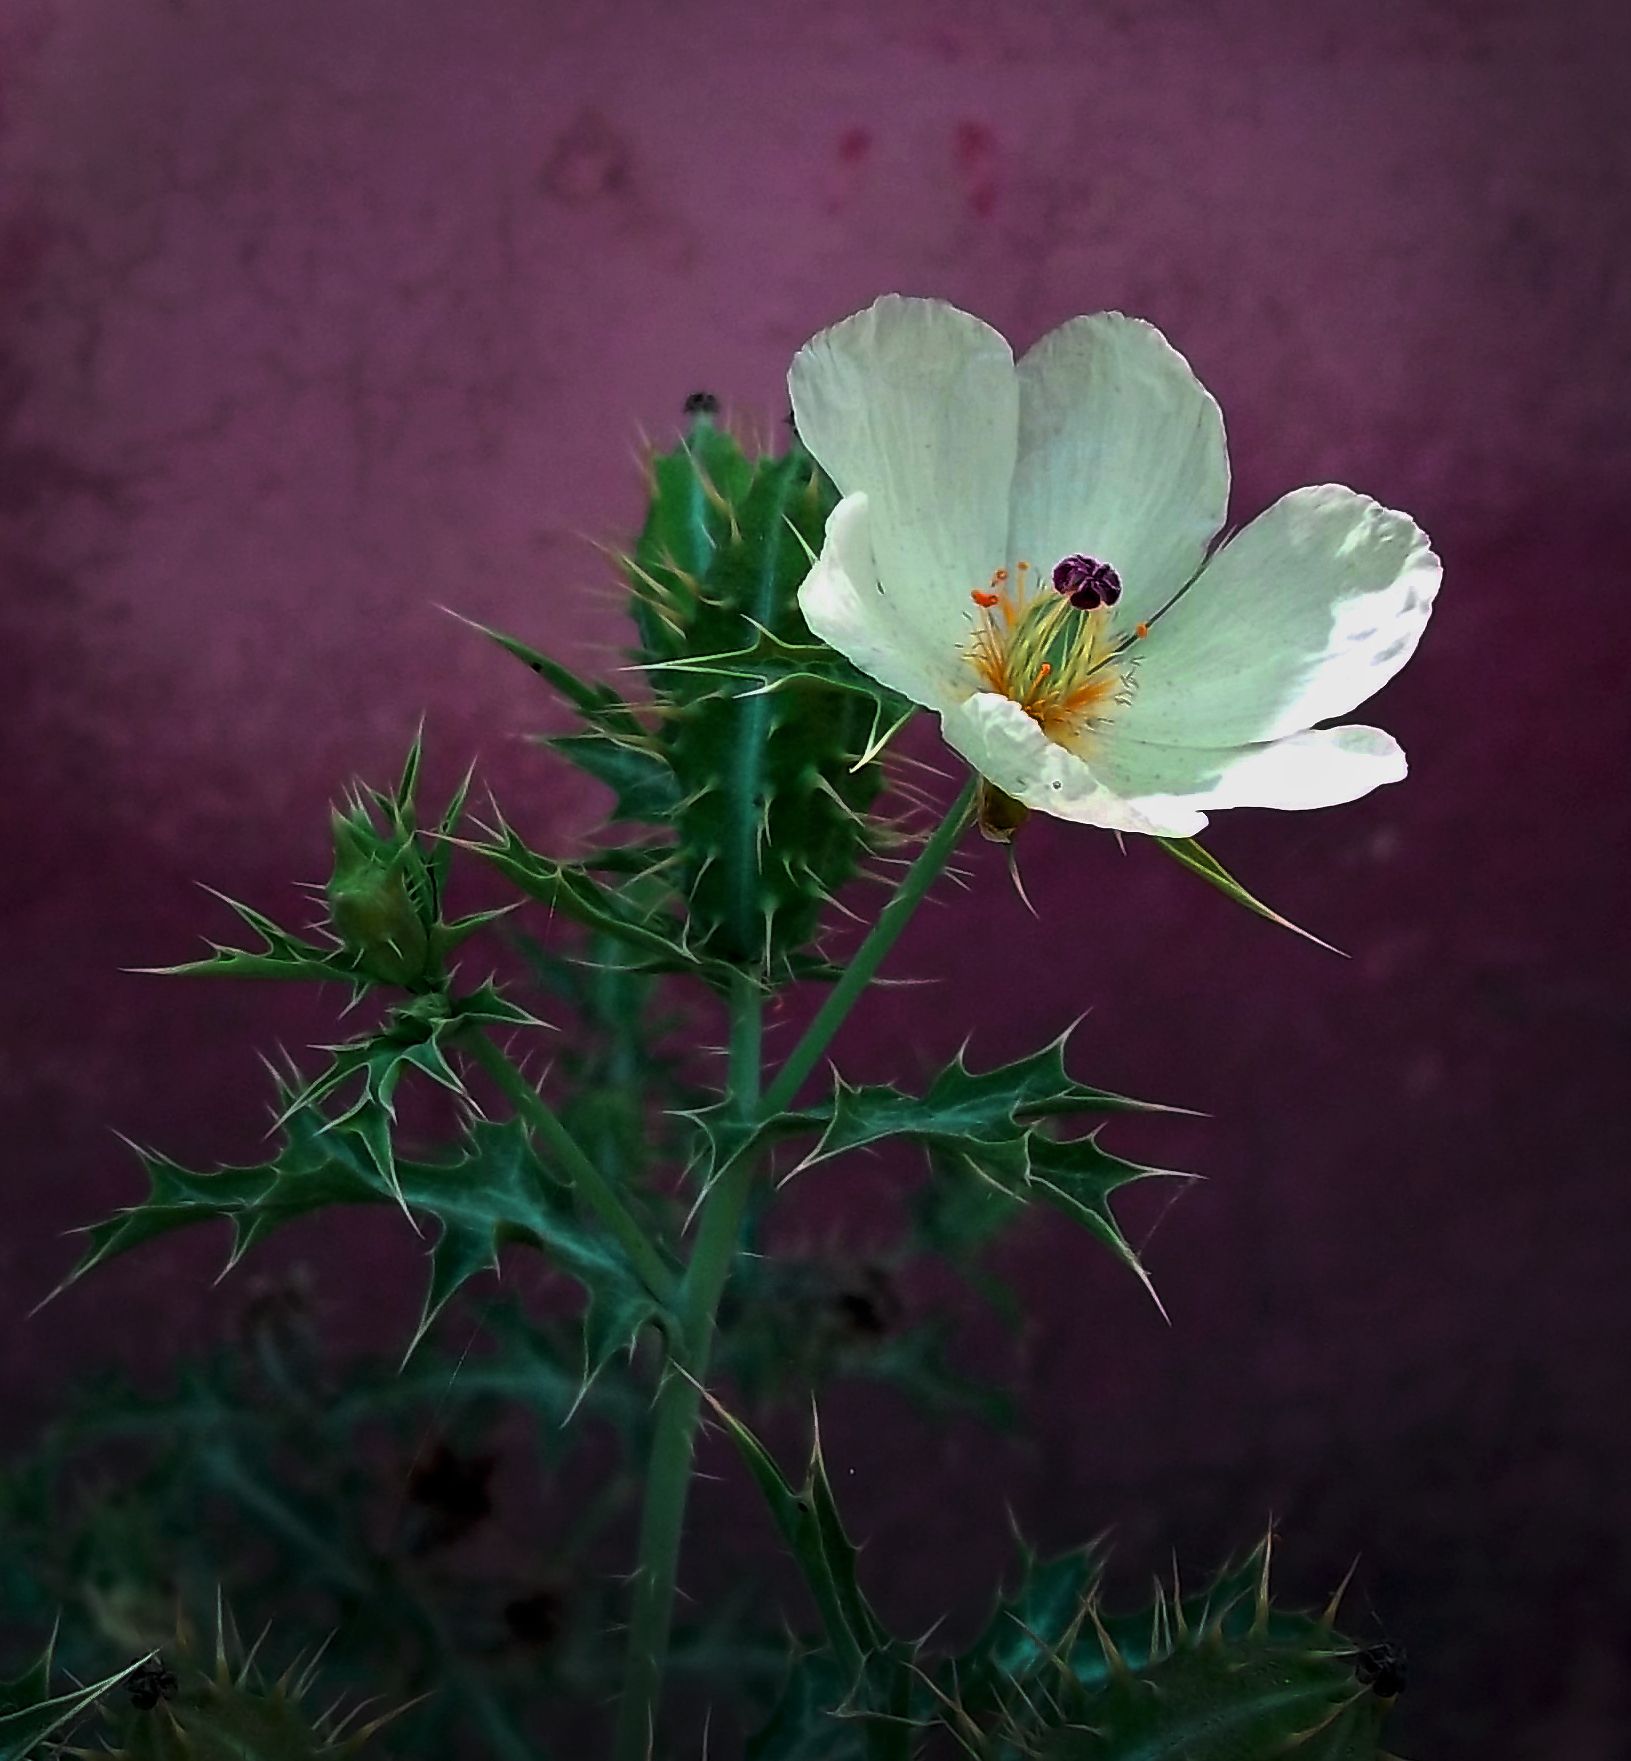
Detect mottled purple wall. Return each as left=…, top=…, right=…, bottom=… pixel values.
left=5, top=0, right=1631, bottom=1751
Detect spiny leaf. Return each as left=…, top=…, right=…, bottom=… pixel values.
left=272, top=986, right=542, bottom=1215
left=1156, top=836, right=1342, bottom=954
left=143, top=887, right=360, bottom=984
left=702, top=1395, right=898, bottom=1695
left=459, top=807, right=736, bottom=985
left=771, top=1030, right=1186, bottom=1172
left=427, top=756, right=478, bottom=896
left=39, top=1297, right=647, bottom=1497
left=925, top=1132, right=1183, bottom=1319
left=447, top=609, right=639, bottom=727
left=958, top=1539, right=1114, bottom=1689
left=697, top=1034, right=1189, bottom=1306
left=0, top=1638, right=154, bottom=1761
left=547, top=727, right=680, bottom=823
left=61, top=1113, right=671, bottom=1387
left=745, top=1648, right=859, bottom=1761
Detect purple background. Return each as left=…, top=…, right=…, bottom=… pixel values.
left=5, top=0, right=1631, bottom=1750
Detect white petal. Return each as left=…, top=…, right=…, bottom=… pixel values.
left=1008, top=314, right=1228, bottom=619
left=1085, top=724, right=1407, bottom=817
left=939, top=692, right=1207, bottom=837
left=797, top=493, right=964, bottom=710
left=789, top=296, right=1018, bottom=662
left=1121, top=484, right=1440, bottom=746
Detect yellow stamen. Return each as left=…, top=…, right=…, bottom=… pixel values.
left=965, top=565, right=1130, bottom=741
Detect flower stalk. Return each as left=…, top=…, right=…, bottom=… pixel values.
left=613, top=781, right=975, bottom=1760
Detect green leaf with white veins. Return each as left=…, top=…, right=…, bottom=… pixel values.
left=60, top=1110, right=673, bottom=1384
left=273, top=982, right=543, bottom=1215
left=758, top=1033, right=1193, bottom=1310
left=773, top=1029, right=1188, bottom=1171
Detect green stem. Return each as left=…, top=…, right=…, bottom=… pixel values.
left=613, top=970, right=762, bottom=1761
left=613, top=780, right=975, bottom=1759
left=464, top=1028, right=678, bottom=1309
left=761, top=775, right=977, bottom=1116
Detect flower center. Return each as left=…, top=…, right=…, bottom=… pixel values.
left=966, top=555, right=1141, bottom=738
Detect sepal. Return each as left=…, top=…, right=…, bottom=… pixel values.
left=1156, top=836, right=1340, bottom=953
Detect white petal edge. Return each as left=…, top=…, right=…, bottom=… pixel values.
left=797, top=493, right=965, bottom=711
left=1084, top=724, right=1407, bottom=818
left=939, top=692, right=1208, bottom=837
left=789, top=296, right=1019, bottom=664
left=1008, top=313, right=1229, bottom=621
left=1121, top=483, right=1440, bottom=747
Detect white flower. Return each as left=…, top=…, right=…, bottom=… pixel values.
left=789, top=297, right=1440, bottom=838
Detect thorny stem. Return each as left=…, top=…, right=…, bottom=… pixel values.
left=614, top=779, right=976, bottom=1759
left=464, top=1029, right=679, bottom=1309
left=761, top=774, right=979, bottom=1115
left=614, top=968, right=762, bottom=1761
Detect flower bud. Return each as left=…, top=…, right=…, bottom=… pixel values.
left=326, top=806, right=433, bottom=989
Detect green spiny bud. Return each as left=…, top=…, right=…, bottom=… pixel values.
left=85, top=1615, right=398, bottom=1761
left=326, top=801, right=433, bottom=990
left=627, top=418, right=892, bottom=977
left=959, top=1538, right=1398, bottom=1761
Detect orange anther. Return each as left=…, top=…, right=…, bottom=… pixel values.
left=993, top=568, right=1009, bottom=582
left=971, top=589, right=1002, bottom=608
left=1034, top=662, right=1052, bottom=682
left=1135, top=621, right=1149, bottom=639
left=1017, top=559, right=1030, bottom=570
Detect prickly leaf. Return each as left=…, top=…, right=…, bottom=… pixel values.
left=1, top=1639, right=155, bottom=1761
left=63, top=1112, right=672, bottom=1386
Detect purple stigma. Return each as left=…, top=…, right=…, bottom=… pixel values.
left=1051, top=554, right=1122, bottom=612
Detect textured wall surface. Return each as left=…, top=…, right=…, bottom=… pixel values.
left=5, top=0, right=1631, bottom=1751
